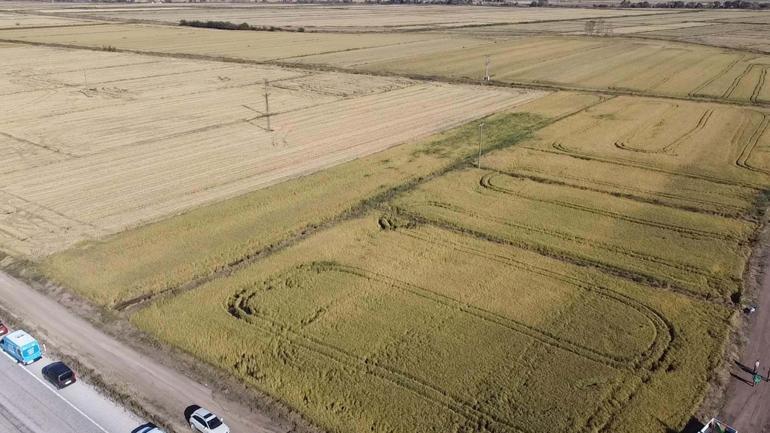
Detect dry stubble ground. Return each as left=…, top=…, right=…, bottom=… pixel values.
left=0, top=42, right=542, bottom=257
left=1, top=23, right=767, bottom=105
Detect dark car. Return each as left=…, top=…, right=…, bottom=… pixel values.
left=0, top=321, right=7, bottom=337
left=42, top=361, right=76, bottom=389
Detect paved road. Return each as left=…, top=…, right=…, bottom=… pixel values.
left=0, top=271, right=287, bottom=433
left=0, top=348, right=142, bottom=433
left=722, top=251, right=770, bottom=433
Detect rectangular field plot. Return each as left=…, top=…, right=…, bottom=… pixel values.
left=0, top=43, right=543, bottom=257
left=394, top=168, right=751, bottom=299
left=295, top=35, right=770, bottom=104
left=133, top=216, right=730, bottom=433
left=484, top=147, right=757, bottom=217
left=521, top=95, right=770, bottom=188
left=0, top=12, right=97, bottom=29
left=645, top=23, right=770, bottom=53
left=0, top=23, right=437, bottom=61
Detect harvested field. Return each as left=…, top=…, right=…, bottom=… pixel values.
left=132, top=215, right=731, bottom=433
left=0, top=12, right=97, bottom=29
left=644, top=23, right=770, bottom=53
left=9, top=4, right=673, bottom=32
left=3, top=24, right=768, bottom=104
left=0, top=24, right=438, bottom=60
left=0, top=42, right=543, bottom=257
left=296, top=36, right=770, bottom=104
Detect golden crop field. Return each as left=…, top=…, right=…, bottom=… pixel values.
left=0, top=42, right=543, bottom=257
left=132, top=215, right=731, bottom=433
left=6, top=7, right=770, bottom=433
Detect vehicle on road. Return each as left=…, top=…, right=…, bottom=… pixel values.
left=0, top=321, right=7, bottom=337
left=133, top=424, right=166, bottom=433
left=1, top=329, right=42, bottom=365
left=42, top=361, right=77, bottom=389
left=189, top=407, right=230, bottom=433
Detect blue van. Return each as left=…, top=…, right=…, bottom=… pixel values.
left=1, top=330, right=42, bottom=365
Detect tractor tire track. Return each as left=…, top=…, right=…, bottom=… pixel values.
left=480, top=172, right=737, bottom=242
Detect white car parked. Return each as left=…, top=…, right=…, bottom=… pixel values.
left=189, top=407, right=230, bottom=433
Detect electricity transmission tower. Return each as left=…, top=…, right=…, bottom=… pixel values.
left=264, top=78, right=272, bottom=132
left=484, top=55, right=491, bottom=82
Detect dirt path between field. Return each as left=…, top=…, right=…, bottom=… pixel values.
left=0, top=270, right=291, bottom=433
left=722, top=247, right=770, bottom=433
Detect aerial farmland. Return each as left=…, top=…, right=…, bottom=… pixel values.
left=1, top=2, right=769, bottom=433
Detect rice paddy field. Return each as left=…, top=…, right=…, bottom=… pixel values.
left=3, top=4, right=770, bottom=433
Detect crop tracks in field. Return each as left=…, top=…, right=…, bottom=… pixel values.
left=538, top=142, right=766, bottom=191
left=227, top=257, right=672, bottom=433
left=494, top=161, right=749, bottom=218
left=394, top=204, right=731, bottom=304
left=752, top=67, right=767, bottom=104
left=689, top=54, right=750, bottom=98
left=735, top=114, right=770, bottom=176
left=614, top=108, right=713, bottom=155
left=401, top=199, right=722, bottom=296
left=480, top=172, right=737, bottom=242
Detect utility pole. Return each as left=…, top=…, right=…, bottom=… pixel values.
left=83, top=70, right=88, bottom=88
left=484, top=55, right=491, bottom=82
left=264, top=78, right=272, bottom=132
left=477, top=122, right=484, bottom=169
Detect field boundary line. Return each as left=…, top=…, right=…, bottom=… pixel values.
left=1, top=37, right=769, bottom=110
